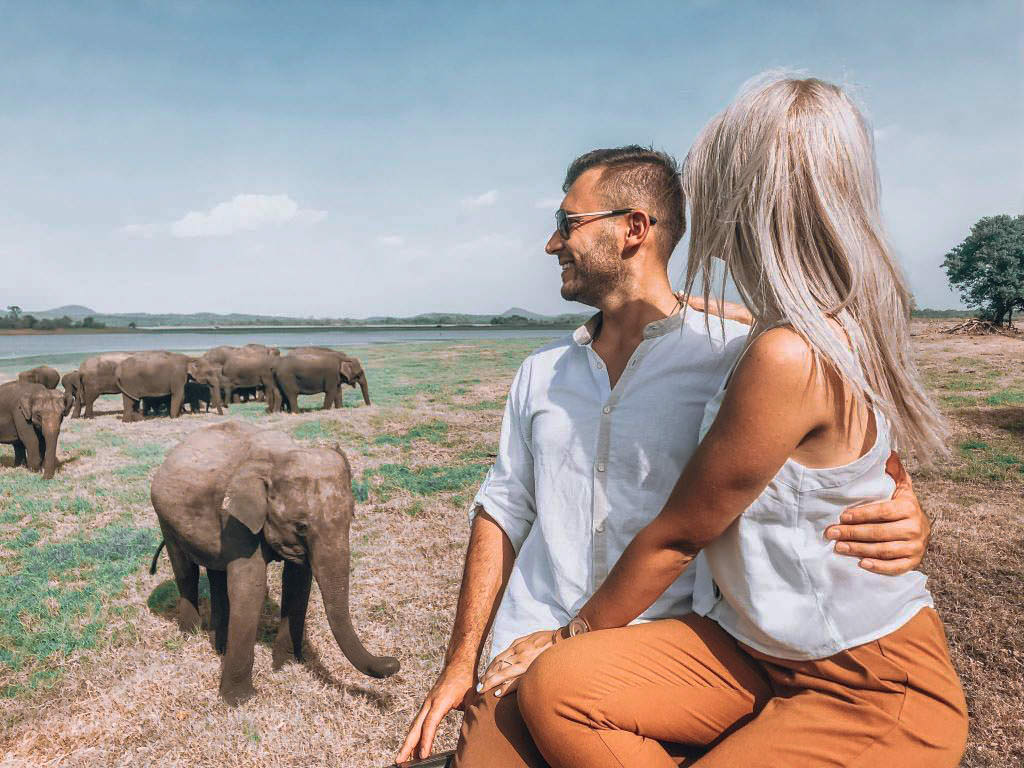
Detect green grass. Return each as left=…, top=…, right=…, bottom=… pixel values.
left=114, top=463, right=153, bottom=479
left=0, top=523, right=159, bottom=692
left=953, top=439, right=1024, bottom=483
left=121, top=442, right=167, bottom=462
left=374, top=420, right=449, bottom=448
left=361, top=461, right=490, bottom=501
left=984, top=389, right=1024, bottom=406
left=941, top=394, right=977, bottom=408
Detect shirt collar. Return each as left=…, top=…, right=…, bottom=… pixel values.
left=571, top=305, right=684, bottom=347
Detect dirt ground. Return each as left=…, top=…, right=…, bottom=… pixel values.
left=0, top=322, right=1021, bottom=767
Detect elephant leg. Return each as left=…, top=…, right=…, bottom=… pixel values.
left=83, top=388, right=98, bottom=418
left=275, top=561, right=313, bottom=662
left=162, top=533, right=201, bottom=633
left=72, top=393, right=82, bottom=419
left=221, top=551, right=268, bottom=705
left=13, top=441, right=27, bottom=467
left=169, top=387, right=184, bottom=418
left=121, top=393, right=140, bottom=422
left=208, top=568, right=230, bottom=655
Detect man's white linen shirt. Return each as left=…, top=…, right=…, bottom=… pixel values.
left=472, top=309, right=750, bottom=662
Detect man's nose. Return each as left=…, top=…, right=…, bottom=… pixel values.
left=545, top=230, right=563, bottom=255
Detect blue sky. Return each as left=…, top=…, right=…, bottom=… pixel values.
left=2, top=0, right=1021, bottom=317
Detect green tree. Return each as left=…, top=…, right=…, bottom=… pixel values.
left=81, top=316, right=95, bottom=328
left=943, top=214, right=1024, bottom=326
left=6, top=305, right=21, bottom=320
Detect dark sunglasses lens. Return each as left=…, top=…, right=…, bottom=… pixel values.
left=556, top=210, right=569, bottom=238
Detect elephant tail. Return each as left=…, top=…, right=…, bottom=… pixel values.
left=149, top=539, right=166, bottom=575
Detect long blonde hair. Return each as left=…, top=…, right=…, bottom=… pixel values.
left=682, top=71, right=947, bottom=460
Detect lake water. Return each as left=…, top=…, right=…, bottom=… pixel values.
left=0, top=327, right=566, bottom=367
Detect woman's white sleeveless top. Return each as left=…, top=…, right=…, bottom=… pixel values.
left=691, top=354, right=933, bottom=660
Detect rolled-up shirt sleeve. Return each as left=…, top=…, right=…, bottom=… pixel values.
left=469, top=362, right=535, bottom=553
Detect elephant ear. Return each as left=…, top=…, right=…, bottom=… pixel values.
left=339, top=361, right=357, bottom=383
left=18, top=394, right=33, bottom=421
left=223, top=469, right=270, bottom=535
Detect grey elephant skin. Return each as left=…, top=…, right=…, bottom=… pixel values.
left=274, top=348, right=371, bottom=413
left=61, top=370, right=83, bottom=418
left=149, top=421, right=400, bottom=704
left=116, top=352, right=225, bottom=421
left=78, top=352, right=133, bottom=417
left=0, top=381, right=67, bottom=479
left=18, top=365, right=60, bottom=389
left=209, top=347, right=280, bottom=412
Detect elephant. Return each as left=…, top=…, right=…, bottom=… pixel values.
left=149, top=421, right=400, bottom=704
left=18, top=365, right=60, bottom=389
left=78, top=352, right=133, bottom=417
left=142, top=381, right=213, bottom=416
left=204, top=344, right=280, bottom=367
left=61, top=370, right=83, bottom=418
left=273, top=349, right=370, bottom=413
left=289, top=347, right=371, bottom=408
left=0, top=381, right=68, bottom=479
left=219, top=348, right=280, bottom=412
left=116, top=352, right=225, bottom=421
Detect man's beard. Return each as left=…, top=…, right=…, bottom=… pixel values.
left=560, top=231, right=627, bottom=307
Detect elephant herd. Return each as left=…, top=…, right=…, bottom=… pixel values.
left=0, top=344, right=372, bottom=481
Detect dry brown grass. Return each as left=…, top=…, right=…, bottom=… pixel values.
left=0, top=326, right=1021, bottom=767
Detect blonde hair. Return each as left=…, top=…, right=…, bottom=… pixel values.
left=682, top=71, right=947, bottom=461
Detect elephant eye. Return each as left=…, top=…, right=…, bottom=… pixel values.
left=295, top=521, right=309, bottom=535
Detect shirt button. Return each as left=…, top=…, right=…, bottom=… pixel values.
left=602, top=406, right=611, bottom=414
left=596, top=362, right=604, bottom=369
left=596, top=462, right=606, bottom=472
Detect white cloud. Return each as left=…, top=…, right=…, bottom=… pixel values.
left=534, top=197, right=563, bottom=209
left=169, top=194, right=327, bottom=238
left=375, top=234, right=405, bottom=247
left=460, top=189, right=498, bottom=209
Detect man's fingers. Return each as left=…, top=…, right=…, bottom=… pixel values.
left=884, top=451, right=912, bottom=489
left=859, top=556, right=916, bottom=575
left=396, top=702, right=432, bottom=763
left=479, top=661, right=526, bottom=695
left=826, top=522, right=914, bottom=543
left=833, top=540, right=921, bottom=560
left=416, top=702, right=449, bottom=760
left=839, top=501, right=909, bottom=524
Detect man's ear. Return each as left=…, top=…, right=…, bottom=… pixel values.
left=18, top=395, right=33, bottom=421
left=223, top=470, right=270, bottom=535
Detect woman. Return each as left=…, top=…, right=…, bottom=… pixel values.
left=485, top=73, right=968, bottom=767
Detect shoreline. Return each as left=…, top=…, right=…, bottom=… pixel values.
left=0, top=323, right=578, bottom=336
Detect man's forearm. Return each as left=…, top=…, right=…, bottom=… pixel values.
left=443, top=508, right=516, bottom=672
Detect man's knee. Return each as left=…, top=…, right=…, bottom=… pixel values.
left=519, top=640, right=581, bottom=730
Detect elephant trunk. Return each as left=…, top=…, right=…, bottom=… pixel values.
left=309, top=538, right=399, bottom=679
left=40, top=417, right=61, bottom=479
left=210, top=377, right=225, bottom=414
left=357, top=373, right=371, bottom=406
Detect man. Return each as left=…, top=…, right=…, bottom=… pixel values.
left=397, top=147, right=930, bottom=766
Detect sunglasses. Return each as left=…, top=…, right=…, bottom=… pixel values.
left=554, top=208, right=657, bottom=240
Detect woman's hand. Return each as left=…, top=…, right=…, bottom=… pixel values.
left=476, top=629, right=560, bottom=698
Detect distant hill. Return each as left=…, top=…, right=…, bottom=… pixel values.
left=30, top=305, right=98, bottom=320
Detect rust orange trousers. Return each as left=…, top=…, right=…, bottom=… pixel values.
left=453, top=609, right=966, bottom=767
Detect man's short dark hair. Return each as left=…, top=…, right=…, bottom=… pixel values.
left=563, top=146, right=685, bottom=260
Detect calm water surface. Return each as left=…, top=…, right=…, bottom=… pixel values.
left=0, top=327, right=565, bottom=366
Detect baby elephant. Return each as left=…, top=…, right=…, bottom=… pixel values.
left=150, top=421, right=399, bottom=704
left=0, top=381, right=68, bottom=479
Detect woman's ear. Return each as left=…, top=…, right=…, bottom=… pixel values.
left=18, top=395, right=33, bottom=421
left=223, top=470, right=269, bottom=535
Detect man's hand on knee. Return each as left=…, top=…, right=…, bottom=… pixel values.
left=825, top=452, right=930, bottom=576
left=396, top=663, right=476, bottom=763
